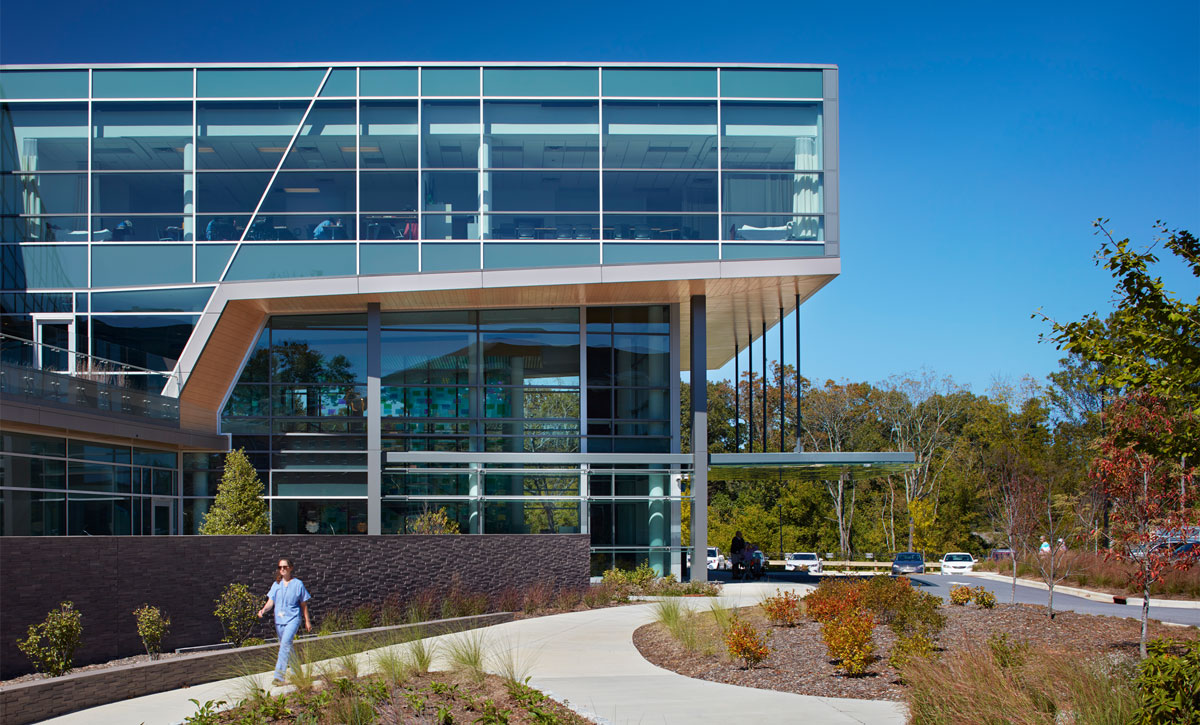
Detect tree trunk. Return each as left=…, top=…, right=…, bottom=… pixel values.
left=1140, top=576, right=1150, bottom=659
left=1010, top=545, right=1018, bottom=604
left=908, top=515, right=915, bottom=551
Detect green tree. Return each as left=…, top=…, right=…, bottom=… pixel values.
left=199, top=448, right=269, bottom=535
left=1040, top=220, right=1199, bottom=462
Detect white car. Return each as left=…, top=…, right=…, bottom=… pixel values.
left=706, top=547, right=726, bottom=570
left=784, top=552, right=822, bottom=574
left=940, top=552, right=976, bottom=574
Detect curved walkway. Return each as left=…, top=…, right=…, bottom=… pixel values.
left=42, top=582, right=905, bottom=725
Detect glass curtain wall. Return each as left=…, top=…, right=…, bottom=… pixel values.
left=2, top=64, right=827, bottom=287
left=0, top=431, right=179, bottom=536
left=213, top=304, right=678, bottom=573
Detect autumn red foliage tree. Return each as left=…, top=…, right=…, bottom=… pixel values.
left=1093, top=391, right=1198, bottom=656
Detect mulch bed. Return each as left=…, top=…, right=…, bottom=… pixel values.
left=633, top=603, right=1199, bottom=701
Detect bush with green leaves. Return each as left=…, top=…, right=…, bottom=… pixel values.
left=199, top=448, right=269, bottom=535
left=889, top=632, right=935, bottom=669
left=821, top=608, right=875, bottom=676
left=948, top=584, right=972, bottom=606
left=213, top=582, right=259, bottom=647
left=1135, top=638, right=1200, bottom=724
left=17, top=601, right=83, bottom=676
left=971, top=586, right=997, bottom=609
left=987, top=632, right=1028, bottom=669
left=133, top=604, right=171, bottom=659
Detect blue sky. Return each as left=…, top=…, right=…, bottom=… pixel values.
left=3, top=0, right=1197, bottom=394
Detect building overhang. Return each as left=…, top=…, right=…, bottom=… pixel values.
left=708, top=452, right=917, bottom=482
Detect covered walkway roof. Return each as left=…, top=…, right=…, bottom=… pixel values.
left=708, top=452, right=917, bottom=482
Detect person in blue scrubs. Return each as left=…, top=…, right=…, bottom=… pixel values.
left=256, top=558, right=312, bottom=685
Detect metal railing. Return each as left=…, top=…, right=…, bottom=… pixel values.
left=0, top=333, right=180, bottom=424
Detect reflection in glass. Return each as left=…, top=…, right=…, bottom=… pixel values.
left=271, top=499, right=368, bottom=535
left=258, top=172, right=355, bottom=214
left=0, top=489, right=65, bottom=535
left=196, top=69, right=326, bottom=98
left=271, top=325, right=367, bottom=383
left=360, top=171, right=417, bottom=211
left=197, top=101, right=308, bottom=170
left=420, top=68, right=479, bottom=96
left=92, top=173, right=187, bottom=214
left=196, top=172, right=271, bottom=212
left=92, top=103, right=192, bottom=170
left=483, top=101, right=598, bottom=168
left=483, top=68, right=597, bottom=97
left=360, top=69, right=418, bottom=97
left=602, top=68, right=717, bottom=98
left=360, top=101, right=418, bottom=168
left=723, top=214, right=823, bottom=241
left=382, top=329, right=473, bottom=384
left=602, top=172, right=717, bottom=212
left=601, top=214, right=717, bottom=240
left=722, top=172, right=821, bottom=214
left=485, top=501, right=580, bottom=534
left=383, top=471, right=469, bottom=496
left=0, top=103, right=87, bottom=172
left=1, top=174, right=87, bottom=215
left=198, top=214, right=249, bottom=241
left=482, top=332, right=579, bottom=386
left=483, top=214, right=599, bottom=239
left=384, top=501, right=471, bottom=534
left=486, top=171, right=598, bottom=211
left=91, top=315, right=197, bottom=370
left=721, top=102, right=821, bottom=170
left=603, top=102, right=717, bottom=169
left=720, top=69, right=822, bottom=99
left=91, top=70, right=192, bottom=99
left=280, top=101, right=355, bottom=169
left=422, top=102, right=480, bottom=168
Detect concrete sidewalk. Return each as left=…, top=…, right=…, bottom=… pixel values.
left=42, top=582, right=905, bottom=725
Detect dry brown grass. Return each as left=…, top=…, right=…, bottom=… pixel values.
left=977, top=552, right=1200, bottom=598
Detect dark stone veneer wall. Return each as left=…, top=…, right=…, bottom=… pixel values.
left=0, top=534, right=590, bottom=679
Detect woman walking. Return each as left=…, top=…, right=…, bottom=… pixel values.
left=257, top=557, right=312, bottom=685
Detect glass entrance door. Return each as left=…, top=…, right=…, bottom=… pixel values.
left=34, top=317, right=75, bottom=373
left=152, top=498, right=175, bottom=535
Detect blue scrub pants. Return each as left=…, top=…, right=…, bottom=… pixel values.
left=273, top=617, right=301, bottom=680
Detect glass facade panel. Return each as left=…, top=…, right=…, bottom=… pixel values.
left=0, top=489, right=66, bottom=535
left=259, top=172, right=356, bottom=214
left=197, top=101, right=308, bottom=170
left=91, top=287, right=212, bottom=313
left=603, top=102, right=717, bottom=169
left=422, top=102, right=480, bottom=167
left=421, top=68, right=479, bottom=96
left=721, top=102, right=821, bottom=170
left=601, top=214, right=718, bottom=240
left=91, top=315, right=197, bottom=369
left=1, top=103, right=88, bottom=172
left=602, top=172, right=717, bottom=212
left=280, top=101, right=355, bottom=169
left=358, top=241, right=418, bottom=272
left=1, top=216, right=88, bottom=243
left=360, top=69, right=418, bottom=97
left=360, top=171, right=417, bottom=211
left=723, top=172, right=821, bottom=213
left=485, top=501, right=580, bottom=534
left=92, top=215, right=190, bottom=242
left=483, top=101, right=598, bottom=168
left=196, top=172, right=271, bottom=213
left=483, top=68, right=597, bottom=97
left=92, top=103, right=192, bottom=170
left=720, top=68, right=822, bottom=98
left=722, top=241, right=825, bottom=259
left=602, top=242, right=718, bottom=263
left=1, top=174, right=88, bottom=215
left=483, top=216, right=599, bottom=240
left=0, top=245, right=87, bottom=288
left=602, top=68, right=717, bottom=97
left=272, top=499, right=368, bottom=535
left=196, top=243, right=236, bottom=280
left=723, top=214, right=823, bottom=241
left=487, top=171, right=598, bottom=211
left=92, top=173, right=187, bottom=214
left=360, top=215, right=418, bottom=240
left=320, top=69, right=357, bottom=97
left=92, top=244, right=192, bottom=286
left=197, top=69, right=327, bottom=98
left=0, top=71, right=87, bottom=99
left=360, top=101, right=418, bottom=168
left=92, top=70, right=193, bottom=98
left=422, top=171, right=478, bottom=212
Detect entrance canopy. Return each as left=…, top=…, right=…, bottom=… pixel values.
left=708, top=452, right=917, bottom=482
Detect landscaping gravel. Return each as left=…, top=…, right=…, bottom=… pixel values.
left=632, top=602, right=1199, bottom=702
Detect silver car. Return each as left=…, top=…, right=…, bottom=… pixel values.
left=891, top=551, right=925, bottom=575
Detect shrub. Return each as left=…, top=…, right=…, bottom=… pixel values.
left=493, top=586, right=524, bottom=613
left=1136, top=639, right=1200, bottom=724
left=379, top=595, right=404, bottom=626
left=888, top=590, right=946, bottom=641
left=407, top=507, right=460, bottom=535
left=317, top=608, right=350, bottom=636
left=522, top=580, right=554, bottom=614
left=582, top=582, right=617, bottom=608
left=760, top=589, right=804, bottom=627
left=862, top=575, right=913, bottom=625
left=628, top=561, right=657, bottom=587
left=351, top=603, right=376, bottom=630
left=888, top=633, right=935, bottom=669
left=552, top=587, right=583, bottom=611
left=821, top=609, right=875, bottom=676
left=199, top=448, right=268, bottom=535
left=806, top=578, right=866, bottom=624
left=724, top=617, right=771, bottom=669
left=971, top=586, right=997, bottom=609
left=987, top=632, right=1028, bottom=669
left=133, top=604, right=170, bottom=659
left=443, top=579, right=488, bottom=618
left=405, top=589, right=438, bottom=623
left=213, top=584, right=259, bottom=647
left=17, top=601, right=83, bottom=676
left=948, top=585, right=972, bottom=606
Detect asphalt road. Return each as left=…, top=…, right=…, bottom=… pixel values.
left=710, top=568, right=1200, bottom=627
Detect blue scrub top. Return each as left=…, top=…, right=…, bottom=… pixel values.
left=266, top=578, right=311, bottom=624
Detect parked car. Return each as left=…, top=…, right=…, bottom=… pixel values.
left=989, top=548, right=1014, bottom=561
left=784, top=552, right=823, bottom=574
left=706, top=547, right=726, bottom=570
left=939, top=552, right=976, bottom=573
left=891, top=551, right=925, bottom=575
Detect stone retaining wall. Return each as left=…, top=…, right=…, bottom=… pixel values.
left=0, top=613, right=512, bottom=725
left=0, top=534, right=589, bottom=679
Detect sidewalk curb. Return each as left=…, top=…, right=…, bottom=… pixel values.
left=963, top=572, right=1200, bottom=609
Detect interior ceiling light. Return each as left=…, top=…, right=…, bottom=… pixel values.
left=257, top=146, right=288, bottom=153
left=342, top=146, right=380, bottom=152
left=283, top=187, right=320, bottom=193
left=174, top=147, right=215, bottom=152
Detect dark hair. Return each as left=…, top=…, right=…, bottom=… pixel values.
left=275, top=557, right=295, bottom=583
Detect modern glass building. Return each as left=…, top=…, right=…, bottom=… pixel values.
left=0, top=62, right=902, bottom=577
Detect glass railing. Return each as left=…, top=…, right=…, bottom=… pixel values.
left=0, top=333, right=180, bottom=424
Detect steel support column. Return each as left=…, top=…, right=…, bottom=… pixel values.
left=367, top=302, right=381, bottom=534
left=690, top=295, right=708, bottom=583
